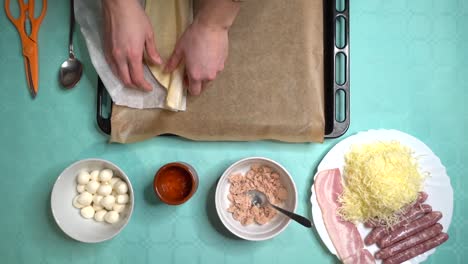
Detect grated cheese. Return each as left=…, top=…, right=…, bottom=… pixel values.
left=338, top=141, right=425, bottom=226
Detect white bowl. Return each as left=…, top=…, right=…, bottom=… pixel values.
left=51, top=159, right=134, bottom=243
left=215, top=157, right=297, bottom=241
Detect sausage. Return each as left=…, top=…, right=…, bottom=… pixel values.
left=365, top=226, right=386, bottom=245
left=364, top=192, right=427, bottom=228
left=375, top=223, right=443, bottom=259
left=383, top=233, right=448, bottom=264
left=400, top=204, right=433, bottom=225
left=378, top=211, right=442, bottom=248
left=364, top=220, right=381, bottom=228
left=365, top=204, right=432, bottom=246
left=417, top=192, right=428, bottom=204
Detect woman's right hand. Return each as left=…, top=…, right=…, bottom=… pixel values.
left=102, top=0, right=162, bottom=91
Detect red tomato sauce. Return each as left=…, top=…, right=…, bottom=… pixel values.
left=155, top=166, right=192, bottom=202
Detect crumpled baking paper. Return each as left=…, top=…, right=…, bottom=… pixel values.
left=74, top=0, right=186, bottom=110
left=109, top=0, right=325, bottom=143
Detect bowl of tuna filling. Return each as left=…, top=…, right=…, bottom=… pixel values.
left=215, top=157, right=297, bottom=241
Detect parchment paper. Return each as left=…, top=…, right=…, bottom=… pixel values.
left=75, top=0, right=186, bottom=110
left=110, top=0, right=324, bottom=143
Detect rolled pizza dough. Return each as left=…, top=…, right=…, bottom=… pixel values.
left=145, top=0, right=192, bottom=111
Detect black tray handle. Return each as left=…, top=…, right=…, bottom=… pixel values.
left=324, top=0, right=350, bottom=138
left=97, top=0, right=351, bottom=138
left=96, top=78, right=111, bottom=135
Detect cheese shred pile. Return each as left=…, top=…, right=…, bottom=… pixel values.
left=338, top=141, right=425, bottom=226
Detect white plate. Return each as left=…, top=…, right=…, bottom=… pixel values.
left=51, top=159, right=134, bottom=243
left=310, top=129, right=453, bottom=263
left=215, top=157, right=297, bottom=241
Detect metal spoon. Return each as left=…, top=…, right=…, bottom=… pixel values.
left=59, top=0, right=83, bottom=89
left=248, top=190, right=313, bottom=228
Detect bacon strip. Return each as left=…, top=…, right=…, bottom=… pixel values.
left=343, top=249, right=375, bottom=264
left=314, top=169, right=375, bottom=263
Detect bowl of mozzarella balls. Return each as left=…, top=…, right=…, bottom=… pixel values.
left=51, top=159, right=134, bottom=243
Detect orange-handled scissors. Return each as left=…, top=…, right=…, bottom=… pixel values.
left=4, top=0, right=47, bottom=98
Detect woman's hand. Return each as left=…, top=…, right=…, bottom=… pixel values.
left=102, top=0, right=162, bottom=91
left=164, top=0, right=240, bottom=96
left=164, top=19, right=228, bottom=96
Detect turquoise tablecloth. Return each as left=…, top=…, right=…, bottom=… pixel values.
left=1, top=0, right=466, bottom=263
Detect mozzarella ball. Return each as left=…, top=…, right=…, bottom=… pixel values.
left=92, top=195, right=104, bottom=211
left=77, top=192, right=93, bottom=206
left=76, top=184, right=85, bottom=193
left=104, top=211, right=119, bottom=224
left=72, top=196, right=85, bottom=209
left=86, top=180, right=100, bottom=194
left=93, top=204, right=103, bottom=211
left=99, top=169, right=113, bottom=182
left=115, top=181, right=128, bottom=194
left=94, top=210, right=107, bottom=222
left=97, top=183, right=112, bottom=196
left=116, top=194, right=129, bottom=204
left=90, top=170, right=100, bottom=181
left=110, top=177, right=121, bottom=188
left=80, top=206, right=95, bottom=219
left=113, top=203, right=126, bottom=213
left=93, top=195, right=103, bottom=205
left=101, top=195, right=116, bottom=211
left=76, top=171, right=90, bottom=185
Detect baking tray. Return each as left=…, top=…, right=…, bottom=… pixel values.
left=97, top=0, right=350, bottom=139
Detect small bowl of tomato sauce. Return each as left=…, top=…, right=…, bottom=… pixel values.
left=153, top=162, right=198, bottom=205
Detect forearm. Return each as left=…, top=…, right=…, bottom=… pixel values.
left=102, top=0, right=142, bottom=15
left=195, top=0, right=241, bottom=30
left=102, top=0, right=140, bottom=5
left=102, top=0, right=136, bottom=6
